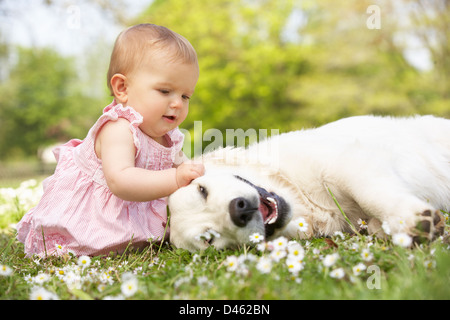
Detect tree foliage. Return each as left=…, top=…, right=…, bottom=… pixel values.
left=0, top=0, right=448, bottom=160
left=140, top=0, right=449, bottom=135
left=0, top=48, right=101, bottom=159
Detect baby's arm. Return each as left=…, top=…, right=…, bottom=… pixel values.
left=96, top=119, right=203, bottom=202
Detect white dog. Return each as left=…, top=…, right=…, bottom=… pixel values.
left=168, top=115, right=450, bottom=251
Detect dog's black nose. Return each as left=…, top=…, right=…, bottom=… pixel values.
left=229, top=197, right=257, bottom=227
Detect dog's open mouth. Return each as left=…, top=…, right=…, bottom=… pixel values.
left=259, top=194, right=279, bottom=225
left=234, top=175, right=289, bottom=237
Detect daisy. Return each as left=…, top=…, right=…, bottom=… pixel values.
left=322, top=253, right=339, bottom=267
left=0, top=264, right=13, bottom=276
left=270, top=249, right=287, bottom=262
left=97, top=284, right=107, bottom=292
left=287, top=242, right=305, bottom=261
left=285, top=258, right=304, bottom=274
left=330, top=268, right=345, bottom=279
left=357, top=218, right=368, bottom=230
left=293, top=217, right=309, bottom=232
left=30, top=286, right=59, bottom=300
left=121, top=275, right=139, bottom=298
left=33, top=272, right=50, bottom=285
left=361, top=249, right=373, bottom=261
left=54, top=243, right=66, bottom=255
left=256, top=242, right=267, bottom=252
left=256, top=257, right=272, bottom=274
left=333, top=231, right=345, bottom=240
left=381, top=221, right=391, bottom=235
left=272, top=236, right=288, bottom=251
left=24, top=274, right=33, bottom=284
left=423, top=260, right=436, bottom=269
left=224, top=256, right=239, bottom=272
left=249, top=232, right=264, bottom=244
left=99, top=271, right=114, bottom=285
left=352, top=263, right=367, bottom=276
left=392, top=232, right=412, bottom=248
left=62, top=271, right=82, bottom=289
left=78, top=255, right=91, bottom=269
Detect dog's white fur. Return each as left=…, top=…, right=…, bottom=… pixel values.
left=169, top=115, right=450, bottom=251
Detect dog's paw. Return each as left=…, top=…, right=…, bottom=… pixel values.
left=412, top=210, right=445, bottom=244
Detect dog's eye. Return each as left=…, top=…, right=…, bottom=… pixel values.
left=198, top=185, right=208, bottom=199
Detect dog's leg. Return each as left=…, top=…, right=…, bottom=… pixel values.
left=333, top=175, right=445, bottom=242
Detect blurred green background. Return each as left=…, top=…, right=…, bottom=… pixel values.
left=0, top=0, right=449, bottom=178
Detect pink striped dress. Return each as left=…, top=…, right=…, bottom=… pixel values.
left=16, top=101, right=184, bottom=257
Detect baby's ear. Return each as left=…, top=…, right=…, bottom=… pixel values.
left=110, top=74, right=128, bottom=104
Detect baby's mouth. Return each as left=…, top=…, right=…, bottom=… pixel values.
left=163, top=115, right=176, bottom=122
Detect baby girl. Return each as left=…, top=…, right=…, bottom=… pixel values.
left=16, top=24, right=204, bottom=257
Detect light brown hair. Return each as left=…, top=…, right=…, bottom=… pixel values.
left=106, top=24, right=198, bottom=96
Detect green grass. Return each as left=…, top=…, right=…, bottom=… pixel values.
left=1, top=179, right=450, bottom=300
left=1, top=228, right=449, bottom=300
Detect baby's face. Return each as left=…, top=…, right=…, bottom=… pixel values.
left=125, top=55, right=199, bottom=143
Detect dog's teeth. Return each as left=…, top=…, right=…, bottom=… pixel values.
left=267, top=197, right=275, bottom=203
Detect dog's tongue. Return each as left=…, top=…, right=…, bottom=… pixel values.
left=259, top=201, right=270, bottom=220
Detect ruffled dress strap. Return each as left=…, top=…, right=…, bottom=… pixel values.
left=96, top=100, right=144, bottom=158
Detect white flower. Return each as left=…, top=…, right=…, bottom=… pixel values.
left=97, top=284, right=107, bottom=292
left=271, top=236, right=288, bottom=251
left=285, top=258, right=304, bottom=274
left=33, top=272, right=50, bottom=285
left=322, top=253, right=339, bottom=267
left=249, top=232, right=264, bottom=244
left=0, top=264, right=13, bottom=276
left=256, top=242, right=267, bottom=252
left=330, top=268, right=345, bottom=279
left=293, top=217, right=309, bottom=232
left=54, top=243, right=65, bottom=254
left=61, top=270, right=82, bottom=289
left=99, top=271, right=114, bottom=285
left=270, top=249, right=287, bottom=262
left=423, top=260, right=436, bottom=269
left=352, top=263, right=367, bottom=276
left=381, top=221, right=391, bottom=235
left=30, top=286, right=59, bottom=300
left=78, top=255, right=91, bottom=268
left=224, top=256, right=239, bottom=272
left=197, top=276, right=213, bottom=287
left=121, top=275, right=139, bottom=298
left=361, top=249, right=373, bottom=261
left=357, top=218, right=368, bottom=230
left=350, top=243, right=360, bottom=252
left=443, top=213, right=449, bottom=223
left=333, top=231, right=345, bottom=239
left=287, top=242, right=305, bottom=261
left=103, top=294, right=125, bottom=300
left=256, top=257, right=272, bottom=274
left=392, top=232, right=412, bottom=248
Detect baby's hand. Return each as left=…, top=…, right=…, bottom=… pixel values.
left=175, top=161, right=205, bottom=187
